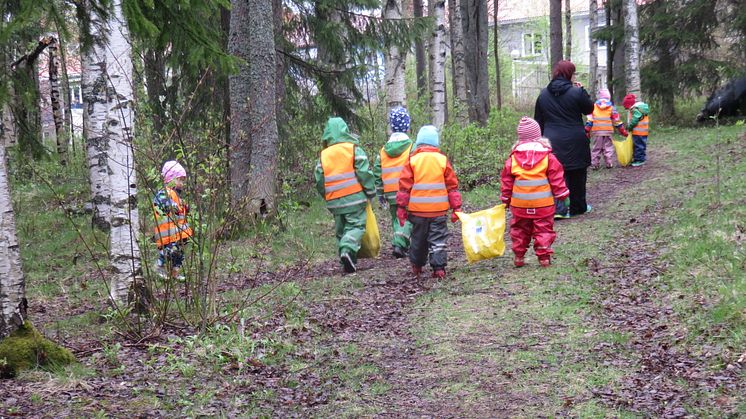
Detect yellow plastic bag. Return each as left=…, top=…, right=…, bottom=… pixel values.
left=457, top=204, right=506, bottom=263
left=613, top=133, right=634, bottom=166
left=358, top=202, right=380, bottom=259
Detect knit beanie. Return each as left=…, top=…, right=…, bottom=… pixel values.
left=623, top=94, right=637, bottom=109
left=598, top=88, right=611, bottom=100
left=162, top=160, right=186, bottom=185
left=415, top=125, right=439, bottom=147
left=516, top=116, right=542, bottom=142
left=388, top=106, right=411, bottom=133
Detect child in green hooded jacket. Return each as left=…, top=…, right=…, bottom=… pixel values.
left=314, top=117, right=377, bottom=273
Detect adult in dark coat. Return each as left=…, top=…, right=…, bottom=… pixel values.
left=534, top=60, right=595, bottom=217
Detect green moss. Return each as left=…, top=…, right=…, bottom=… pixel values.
left=0, top=321, right=75, bottom=378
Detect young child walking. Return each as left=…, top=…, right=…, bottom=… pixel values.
left=623, top=93, right=651, bottom=167
left=586, top=88, right=628, bottom=169
left=153, top=160, right=193, bottom=279
left=314, top=117, right=377, bottom=274
left=501, top=117, right=569, bottom=268
left=396, top=125, right=462, bottom=279
left=373, top=106, right=414, bottom=259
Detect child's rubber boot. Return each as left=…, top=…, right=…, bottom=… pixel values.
left=341, top=253, right=356, bottom=273
left=412, top=264, right=423, bottom=278
left=392, top=246, right=406, bottom=259
left=514, top=255, right=525, bottom=268
left=538, top=255, right=551, bottom=268
left=432, top=269, right=446, bottom=279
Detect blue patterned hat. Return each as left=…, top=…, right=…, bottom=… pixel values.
left=388, top=106, right=411, bottom=133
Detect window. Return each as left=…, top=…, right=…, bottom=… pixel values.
left=586, top=24, right=607, bottom=49
left=69, top=81, right=83, bottom=109
left=522, top=33, right=543, bottom=56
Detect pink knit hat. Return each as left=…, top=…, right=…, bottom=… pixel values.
left=516, top=116, right=542, bottom=142
left=162, top=160, right=186, bottom=184
left=598, top=88, right=611, bottom=100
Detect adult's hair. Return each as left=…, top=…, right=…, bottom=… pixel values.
left=551, top=60, right=576, bottom=81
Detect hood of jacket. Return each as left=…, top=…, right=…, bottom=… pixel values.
left=632, top=102, right=650, bottom=115
left=383, top=132, right=413, bottom=158
left=547, top=77, right=573, bottom=96
left=322, top=117, right=359, bottom=147
left=595, top=98, right=613, bottom=109
left=511, top=140, right=552, bottom=169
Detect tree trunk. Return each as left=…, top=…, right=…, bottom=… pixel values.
left=384, top=0, right=407, bottom=109
left=58, top=33, right=75, bottom=157
left=0, top=144, right=27, bottom=339
left=413, top=0, right=427, bottom=100
left=228, top=0, right=252, bottom=204
left=623, top=0, right=641, bottom=98
left=588, top=0, right=599, bottom=98
left=245, top=0, right=280, bottom=217
left=463, top=0, right=490, bottom=126
left=612, top=3, right=625, bottom=104
left=549, top=0, right=563, bottom=68
left=565, top=0, right=572, bottom=60
left=10, top=39, right=51, bottom=161
left=493, top=0, right=502, bottom=110
left=428, top=0, right=447, bottom=128
left=273, top=0, right=287, bottom=133
left=48, top=38, right=67, bottom=166
left=105, top=0, right=141, bottom=304
left=449, top=0, right=468, bottom=126
left=606, top=0, right=614, bottom=98
left=143, top=50, right=167, bottom=135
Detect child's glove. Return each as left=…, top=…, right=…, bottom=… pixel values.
left=584, top=125, right=591, bottom=139
left=618, top=126, right=629, bottom=137
left=397, top=206, right=408, bottom=226
left=451, top=208, right=461, bottom=223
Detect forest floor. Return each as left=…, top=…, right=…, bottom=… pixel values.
left=1, top=124, right=745, bottom=417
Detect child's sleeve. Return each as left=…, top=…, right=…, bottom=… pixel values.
left=372, top=152, right=384, bottom=198
left=353, top=146, right=376, bottom=199
left=547, top=155, right=569, bottom=199
left=627, top=108, right=642, bottom=131
left=500, top=158, right=514, bottom=205
left=444, top=159, right=461, bottom=210
left=313, top=159, right=325, bottom=198
left=153, top=190, right=175, bottom=217
left=611, top=107, right=623, bottom=127
left=396, top=161, right=414, bottom=209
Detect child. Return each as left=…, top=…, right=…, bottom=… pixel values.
left=586, top=88, right=628, bottom=169
left=623, top=93, right=651, bottom=166
left=314, top=117, right=377, bottom=273
left=501, top=117, right=569, bottom=268
left=153, top=160, right=193, bottom=279
left=373, top=106, right=413, bottom=259
left=396, top=125, right=462, bottom=279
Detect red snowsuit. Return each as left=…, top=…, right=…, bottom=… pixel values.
left=500, top=140, right=569, bottom=259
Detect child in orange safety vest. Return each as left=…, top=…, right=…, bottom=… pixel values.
left=623, top=93, right=651, bottom=167
left=585, top=88, right=628, bottom=169
left=396, top=125, right=462, bottom=279
left=501, top=117, right=569, bottom=268
left=153, top=160, right=193, bottom=280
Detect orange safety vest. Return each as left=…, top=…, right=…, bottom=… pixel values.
left=321, top=142, right=363, bottom=201
left=153, top=188, right=193, bottom=248
left=408, top=151, right=449, bottom=213
left=590, top=105, right=614, bottom=132
left=380, top=144, right=413, bottom=194
left=632, top=114, right=649, bottom=136
left=510, top=155, right=554, bottom=208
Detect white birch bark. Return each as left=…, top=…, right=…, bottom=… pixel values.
left=449, top=0, right=468, bottom=125
left=0, top=145, right=27, bottom=338
left=48, top=38, right=67, bottom=166
left=623, top=0, right=641, bottom=97
left=105, top=0, right=141, bottom=303
left=384, top=0, right=407, bottom=109
left=589, top=0, right=599, bottom=98
left=1, top=105, right=15, bottom=147
left=428, top=0, right=447, bottom=128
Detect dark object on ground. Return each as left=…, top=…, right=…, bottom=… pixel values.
left=697, top=77, right=746, bottom=122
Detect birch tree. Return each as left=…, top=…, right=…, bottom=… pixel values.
left=463, top=0, right=490, bottom=126
left=564, top=0, right=572, bottom=60
left=588, top=0, right=599, bottom=97
left=0, top=145, right=26, bottom=339
left=623, top=0, right=641, bottom=97
left=245, top=0, right=280, bottom=216
left=384, top=0, right=407, bottom=109
left=48, top=37, right=67, bottom=166
left=549, top=0, right=563, bottom=67
left=428, top=0, right=447, bottom=128
left=493, top=0, right=502, bottom=110
left=449, top=0, right=468, bottom=126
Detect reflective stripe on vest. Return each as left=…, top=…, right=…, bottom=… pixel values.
left=591, top=105, right=614, bottom=131
left=153, top=188, right=193, bottom=248
left=510, top=155, right=554, bottom=208
left=632, top=115, right=649, bottom=136
left=408, top=151, right=449, bottom=212
left=321, top=143, right=363, bottom=201
left=380, top=144, right=412, bottom=193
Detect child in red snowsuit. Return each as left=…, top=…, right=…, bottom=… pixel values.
left=501, top=117, right=569, bottom=267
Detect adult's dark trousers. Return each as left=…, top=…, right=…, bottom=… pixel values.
left=557, top=168, right=588, bottom=216
left=408, top=214, right=449, bottom=269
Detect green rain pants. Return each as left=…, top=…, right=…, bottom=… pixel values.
left=387, top=202, right=411, bottom=250
left=333, top=206, right=367, bottom=262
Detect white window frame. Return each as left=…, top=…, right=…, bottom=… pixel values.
left=522, top=33, right=544, bottom=57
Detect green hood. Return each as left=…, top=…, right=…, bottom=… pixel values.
left=635, top=102, right=650, bottom=115
left=322, top=117, right=359, bottom=147
left=383, top=133, right=413, bottom=158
